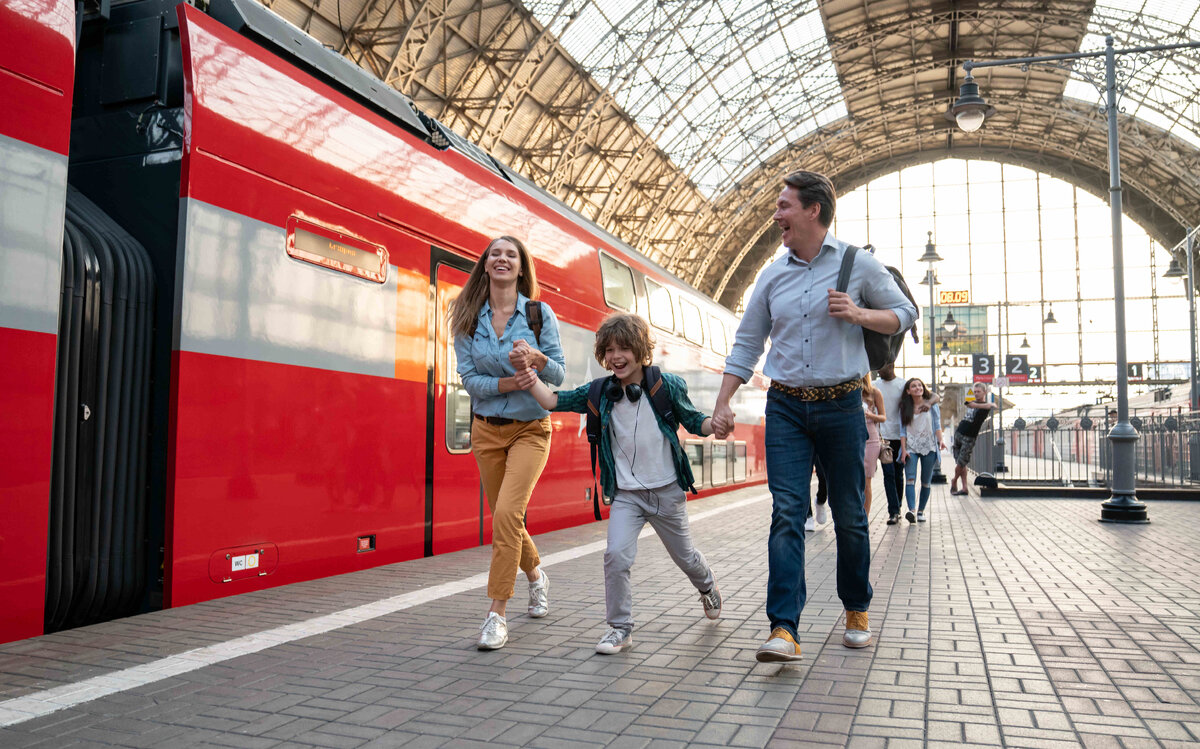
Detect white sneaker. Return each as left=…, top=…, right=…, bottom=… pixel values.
left=815, top=503, right=828, bottom=525
left=804, top=515, right=816, bottom=532
left=477, top=612, right=507, bottom=650
left=595, top=627, right=632, bottom=654
left=527, top=567, right=549, bottom=618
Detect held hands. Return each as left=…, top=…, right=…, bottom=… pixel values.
left=827, top=288, right=862, bottom=324
left=512, top=366, right=539, bottom=390
left=509, top=339, right=546, bottom=372
left=711, top=401, right=736, bottom=439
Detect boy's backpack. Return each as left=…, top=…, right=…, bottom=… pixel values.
left=525, top=300, right=543, bottom=345
left=835, top=247, right=920, bottom=370
left=584, top=365, right=691, bottom=520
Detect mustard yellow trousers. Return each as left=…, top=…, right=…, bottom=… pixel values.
left=471, top=417, right=550, bottom=600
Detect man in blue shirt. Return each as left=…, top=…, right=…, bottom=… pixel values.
left=711, top=170, right=917, bottom=662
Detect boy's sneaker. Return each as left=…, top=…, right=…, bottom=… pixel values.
left=804, top=516, right=816, bottom=532
left=699, top=583, right=722, bottom=619
left=815, top=503, right=828, bottom=525
left=886, top=514, right=899, bottom=525
left=595, top=627, right=632, bottom=654
left=755, top=627, right=803, bottom=663
left=477, top=612, right=508, bottom=650
left=528, top=568, right=549, bottom=618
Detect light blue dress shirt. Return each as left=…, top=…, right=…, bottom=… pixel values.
left=724, top=232, right=918, bottom=387
left=454, top=293, right=566, bottom=421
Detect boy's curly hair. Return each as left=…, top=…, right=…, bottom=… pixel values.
left=594, top=313, right=655, bottom=369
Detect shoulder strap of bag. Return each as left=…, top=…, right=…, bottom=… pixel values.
left=586, top=376, right=606, bottom=520
left=835, top=246, right=857, bottom=295
left=525, top=300, right=543, bottom=346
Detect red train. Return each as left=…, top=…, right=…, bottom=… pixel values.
left=0, top=0, right=767, bottom=644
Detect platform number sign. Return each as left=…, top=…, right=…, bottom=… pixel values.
left=972, top=354, right=994, bottom=383
left=1027, top=364, right=1042, bottom=384
left=1006, top=354, right=1028, bottom=383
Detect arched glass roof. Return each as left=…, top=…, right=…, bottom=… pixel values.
left=523, top=0, right=846, bottom=195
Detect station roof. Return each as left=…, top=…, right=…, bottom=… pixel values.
left=262, top=0, right=1200, bottom=308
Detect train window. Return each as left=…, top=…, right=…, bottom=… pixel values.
left=733, top=442, right=747, bottom=482
left=679, top=297, right=703, bottom=345
left=644, top=278, right=674, bottom=332
left=685, top=440, right=704, bottom=488
left=599, top=253, right=635, bottom=311
left=708, top=315, right=728, bottom=355
left=445, top=336, right=472, bottom=452
left=711, top=441, right=728, bottom=487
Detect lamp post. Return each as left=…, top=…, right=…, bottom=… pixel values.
left=919, top=232, right=948, bottom=484
left=949, top=35, right=1200, bottom=523
left=1164, top=228, right=1198, bottom=413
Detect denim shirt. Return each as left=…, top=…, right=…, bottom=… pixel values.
left=724, top=232, right=918, bottom=387
left=453, top=293, right=566, bottom=421
left=553, top=372, right=708, bottom=500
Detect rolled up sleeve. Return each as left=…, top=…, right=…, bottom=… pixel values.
left=862, top=258, right=917, bottom=332
left=724, top=282, right=771, bottom=382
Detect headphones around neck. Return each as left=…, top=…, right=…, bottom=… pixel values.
left=604, top=376, right=643, bottom=403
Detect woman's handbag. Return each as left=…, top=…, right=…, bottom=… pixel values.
left=879, top=441, right=894, bottom=465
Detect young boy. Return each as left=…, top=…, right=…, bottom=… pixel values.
left=515, top=313, right=721, bottom=654
left=950, top=383, right=997, bottom=495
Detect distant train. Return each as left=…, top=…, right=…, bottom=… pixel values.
left=0, top=0, right=768, bottom=643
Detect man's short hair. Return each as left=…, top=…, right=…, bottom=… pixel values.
left=594, top=313, right=655, bottom=368
left=783, top=170, right=836, bottom=227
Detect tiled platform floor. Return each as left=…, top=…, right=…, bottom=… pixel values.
left=1, top=479, right=1199, bottom=748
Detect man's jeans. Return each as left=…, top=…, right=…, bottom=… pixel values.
left=765, top=389, right=873, bottom=639
left=881, top=439, right=905, bottom=515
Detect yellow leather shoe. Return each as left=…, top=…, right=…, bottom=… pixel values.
left=843, top=610, right=872, bottom=648
left=755, top=627, right=803, bottom=662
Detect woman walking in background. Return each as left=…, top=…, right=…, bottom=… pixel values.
left=861, top=373, right=886, bottom=517
left=450, top=236, right=566, bottom=650
left=898, top=378, right=942, bottom=524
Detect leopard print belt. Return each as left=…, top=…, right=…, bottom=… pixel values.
left=769, top=379, right=862, bottom=401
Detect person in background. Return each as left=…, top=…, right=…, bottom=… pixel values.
left=518, top=313, right=721, bottom=655
left=861, top=373, right=886, bottom=516
left=450, top=236, right=566, bottom=651
left=875, top=363, right=907, bottom=525
left=950, top=383, right=997, bottom=495
left=899, top=378, right=943, bottom=523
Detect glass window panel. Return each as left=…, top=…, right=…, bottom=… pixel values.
left=686, top=441, right=704, bottom=488
left=645, top=278, right=675, bottom=332
left=680, top=297, right=704, bottom=345
left=734, top=443, right=748, bottom=482
left=711, top=441, right=728, bottom=487
left=709, top=314, right=728, bottom=355
left=599, top=252, right=635, bottom=311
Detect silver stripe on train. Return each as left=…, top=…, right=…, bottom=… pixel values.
left=178, top=199, right=398, bottom=378
left=0, top=132, right=68, bottom=336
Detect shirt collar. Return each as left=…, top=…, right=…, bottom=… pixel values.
left=784, top=230, right=844, bottom=267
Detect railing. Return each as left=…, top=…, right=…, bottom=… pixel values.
left=967, top=412, right=1200, bottom=489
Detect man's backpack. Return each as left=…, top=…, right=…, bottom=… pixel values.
left=835, top=247, right=920, bottom=370
left=583, top=365, right=691, bottom=520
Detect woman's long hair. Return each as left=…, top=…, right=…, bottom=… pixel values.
left=899, top=377, right=931, bottom=426
left=449, top=236, right=539, bottom=339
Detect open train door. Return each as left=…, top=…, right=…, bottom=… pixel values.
left=428, top=248, right=491, bottom=555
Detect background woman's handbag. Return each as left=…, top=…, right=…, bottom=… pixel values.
left=879, top=441, right=894, bottom=464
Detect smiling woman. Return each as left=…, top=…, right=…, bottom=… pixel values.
left=448, top=235, right=566, bottom=650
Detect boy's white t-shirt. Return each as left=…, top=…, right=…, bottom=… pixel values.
left=610, top=395, right=677, bottom=491
left=877, top=376, right=905, bottom=441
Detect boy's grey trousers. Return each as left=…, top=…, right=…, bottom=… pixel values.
left=604, top=483, right=714, bottom=633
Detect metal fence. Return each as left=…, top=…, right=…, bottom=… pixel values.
left=966, top=412, right=1200, bottom=488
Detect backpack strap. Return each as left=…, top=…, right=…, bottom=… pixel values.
left=586, top=376, right=606, bottom=520
left=641, top=367, right=695, bottom=494
left=835, top=246, right=857, bottom=294
left=525, top=300, right=543, bottom=346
